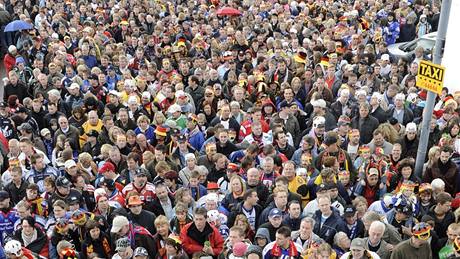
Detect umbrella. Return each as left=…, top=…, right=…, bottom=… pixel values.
left=4, top=20, right=33, bottom=32
left=216, top=7, right=242, bottom=16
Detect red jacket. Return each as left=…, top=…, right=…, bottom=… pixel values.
left=4, top=54, right=16, bottom=74
left=180, top=222, right=224, bottom=256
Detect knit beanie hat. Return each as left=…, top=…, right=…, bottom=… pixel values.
left=245, top=245, right=263, bottom=257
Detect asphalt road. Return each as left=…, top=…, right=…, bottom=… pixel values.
left=0, top=57, right=5, bottom=101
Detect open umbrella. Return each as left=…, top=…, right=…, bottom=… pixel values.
left=216, top=7, right=242, bottom=16
left=4, top=20, right=33, bottom=32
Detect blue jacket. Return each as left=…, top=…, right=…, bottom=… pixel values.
left=0, top=208, right=19, bottom=245
left=189, top=184, right=207, bottom=201
left=312, top=209, right=344, bottom=245
left=135, top=126, right=155, bottom=142
left=185, top=128, right=205, bottom=151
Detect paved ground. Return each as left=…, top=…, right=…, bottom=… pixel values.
left=0, top=56, right=6, bottom=101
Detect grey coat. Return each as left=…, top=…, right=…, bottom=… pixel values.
left=363, top=237, right=392, bottom=259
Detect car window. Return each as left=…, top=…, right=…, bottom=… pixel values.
left=417, top=39, right=435, bottom=51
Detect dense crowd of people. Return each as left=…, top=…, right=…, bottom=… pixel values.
left=0, top=0, right=459, bottom=258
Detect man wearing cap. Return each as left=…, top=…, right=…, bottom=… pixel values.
left=14, top=56, right=34, bottom=84
left=133, top=246, right=148, bottom=259
left=122, top=167, right=156, bottom=209
left=259, top=201, right=289, bottom=241
left=111, top=215, right=156, bottom=257
left=127, top=194, right=157, bottom=235
left=171, top=135, right=196, bottom=168
left=370, top=92, right=389, bottom=124
left=98, top=177, right=126, bottom=208
left=82, top=129, right=101, bottom=157
left=49, top=176, right=85, bottom=211
left=338, top=205, right=365, bottom=240
left=112, top=237, right=134, bottom=259
left=391, top=222, right=433, bottom=259
left=15, top=106, right=39, bottom=134
left=314, top=132, right=355, bottom=181
left=387, top=93, right=414, bottom=126
left=175, top=90, right=195, bottom=114
left=0, top=101, right=15, bottom=139
left=17, top=122, right=46, bottom=153
left=385, top=200, right=415, bottom=239
left=64, top=82, right=84, bottom=112
left=339, top=238, right=380, bottom=259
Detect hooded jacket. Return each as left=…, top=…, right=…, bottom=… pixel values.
left=180, top=221, right=224, bottom=256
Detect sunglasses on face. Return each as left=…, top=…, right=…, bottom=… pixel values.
left=414, top=231, right=431, bottom=240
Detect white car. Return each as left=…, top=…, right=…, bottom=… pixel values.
left=388, top=32, right=436, bottom=61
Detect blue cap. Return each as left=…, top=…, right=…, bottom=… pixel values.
left=269, top=208, right=283, bottom=218
left=16, top=57, right=25, bottom=64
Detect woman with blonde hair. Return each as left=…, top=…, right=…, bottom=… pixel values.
left=153, top=215, right=172, bottom=259
left=234, top=214, right=255, bottom=241
left=376, top=123, right=399, bottom=144
left=423, top=146, right=441, bottom=172
left=221, top=175, right=246, bottom=212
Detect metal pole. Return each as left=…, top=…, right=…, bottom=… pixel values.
left=414, top=0, right=452, bottom=179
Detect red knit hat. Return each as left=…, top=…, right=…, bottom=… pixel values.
left=99, top=162, right=115, bottom=173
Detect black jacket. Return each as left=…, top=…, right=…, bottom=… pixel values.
left=128, top=210, right=157, bottom=236
left=210, top=116, right=241, bottom=140
left=398, top=135, right=419, bottom=159
left=387, top=106, right=414, bottom=126
left=351, top=115, right=380, bottom=144
left=337, top=219, right=366, bottom=239
left=14, top=227, right=48, bottom=256
left=247, top=182, right=270, bottom=207
left=5, top=179, right=27, bottom=204
left=81, top=232, right=112, bottom=259
left=371, top=106, right=389, bottom=123
left=227, top=201, right=263, bottom=229
left=149, top=193, right=175, bottom=217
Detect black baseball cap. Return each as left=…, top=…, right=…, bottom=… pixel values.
left=0, top=190, right=10, bottom=201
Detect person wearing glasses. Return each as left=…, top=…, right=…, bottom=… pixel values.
left=390, top=222, right=433, bottom=259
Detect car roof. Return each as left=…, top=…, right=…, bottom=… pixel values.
left=421, top=32, right=437, bottom=41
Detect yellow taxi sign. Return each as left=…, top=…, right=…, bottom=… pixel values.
left=416, top=60, right=445, bottom=95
